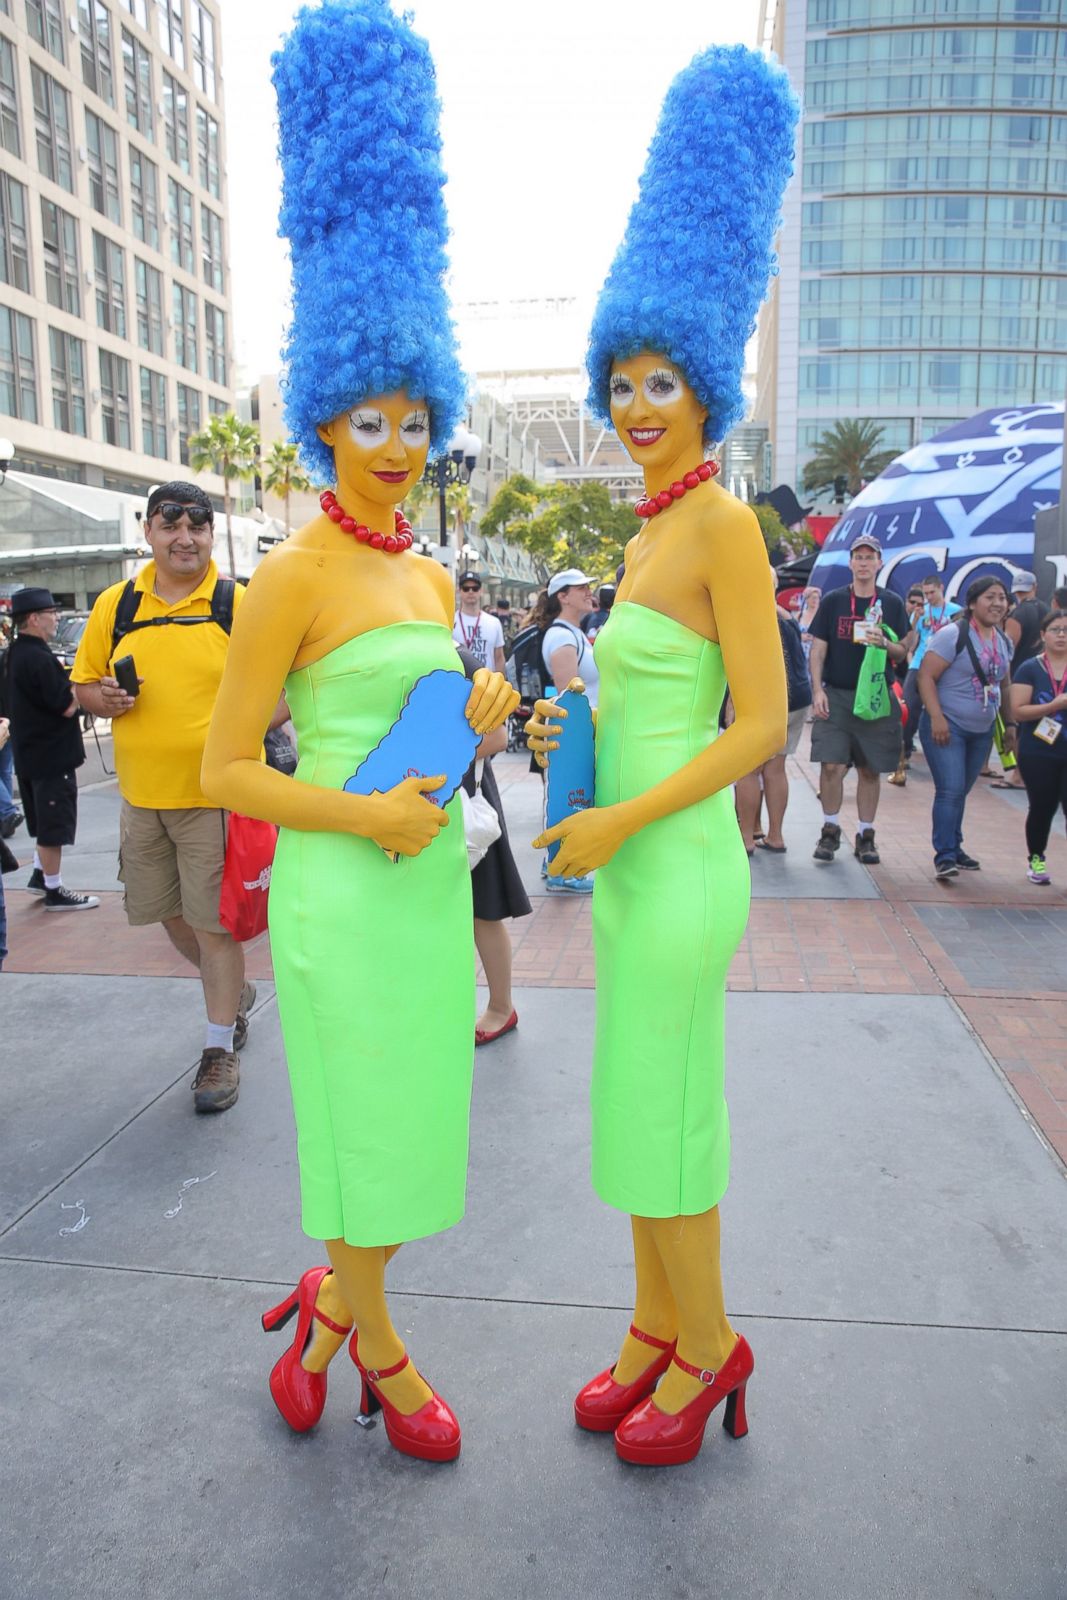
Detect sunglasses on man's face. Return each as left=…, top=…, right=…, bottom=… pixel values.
left=460, top=585, right=479, bottom=594
left=156, top=502, right=213, bottom=527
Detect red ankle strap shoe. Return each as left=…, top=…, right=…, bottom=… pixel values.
left=574, top=1323, right=678, bottom=1433
left=614, top=1334, right=754, bottom=1467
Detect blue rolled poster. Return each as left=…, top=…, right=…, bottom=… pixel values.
left=545, top=686, right=596, bottom=863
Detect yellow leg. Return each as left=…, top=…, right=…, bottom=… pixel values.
left=644, top=1207, right=737, bottom=1415
left=299, top=1269, right=354, bottom=1375
left=611, top=1216, right=679, bottom=1384
left=324, top=1239, right=432, bottom=1415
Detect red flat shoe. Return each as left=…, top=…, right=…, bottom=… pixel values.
left=349, top=1331, right=461, bottom=1462
left=614, top=1334, right=754, bottom=1466
left=475, top=1009, right=518, bottom=1047
left=574, top=1324, right=677, bottom=1432
left=261, top=1265, right=353, bottom=1433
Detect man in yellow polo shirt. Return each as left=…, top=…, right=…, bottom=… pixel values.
left=72, top=481, right=255, bottom=1114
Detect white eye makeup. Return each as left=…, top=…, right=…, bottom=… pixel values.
left=400, top=409, right=430, bottom=443
left=348, top=408, right=390, bottom=446
left=609, top=373, right=636, bottom=408
left=643, top=367, right=682, bottom=406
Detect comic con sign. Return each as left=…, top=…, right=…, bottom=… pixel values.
left=811, top=404, right=1064, bottom=601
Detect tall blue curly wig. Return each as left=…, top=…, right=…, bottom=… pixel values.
left=586, top=45, right=799, bottom=446
left=272, top=0, right=466, bottom=483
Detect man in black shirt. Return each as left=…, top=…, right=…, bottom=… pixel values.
left=7, top=588, right=98, bottom=911
left=1006, top=572, right=1043, bottom=669
left=807, top=535, right=909, bottom=865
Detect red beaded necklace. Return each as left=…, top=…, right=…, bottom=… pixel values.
left=634, top=459, right=720, bottom=519
left=319, top=489, right=414, bottom=552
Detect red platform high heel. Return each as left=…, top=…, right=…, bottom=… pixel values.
left=614, top=1334, right=754, bottom=1466
left=261, top=1265, right=353, bottom=1433
left=349, top=1331, right=461, bottom=1463
left=573, top=1324, right=677, bottom=1432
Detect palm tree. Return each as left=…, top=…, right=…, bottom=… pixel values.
left=262, top=439, right=312, bottom=538
left=187, top=413, right=260, bottom=576
left=801, top=420, right=898, bottom=499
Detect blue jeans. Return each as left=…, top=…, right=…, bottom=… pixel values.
left=0, top=740, right=17, bottom=822
left=918, top=712, right=993, bottom=862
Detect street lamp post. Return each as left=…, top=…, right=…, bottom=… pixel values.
left=425, top=425, right=482, bottom=547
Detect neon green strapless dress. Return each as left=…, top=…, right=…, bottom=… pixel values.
left=268, top=623, right=474, bottom=1247
left=591, top=601, right=750, bottom=1217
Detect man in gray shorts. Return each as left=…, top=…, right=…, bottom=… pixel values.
left=807, top=534, right=910, bottom=864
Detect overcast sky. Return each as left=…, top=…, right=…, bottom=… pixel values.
left=220, top=0, right=764, bottom=385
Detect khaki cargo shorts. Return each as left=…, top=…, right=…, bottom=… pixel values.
left=119, top=802, right=228, bottom=933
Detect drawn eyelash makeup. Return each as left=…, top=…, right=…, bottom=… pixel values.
left=349, top=409, right=389, bottom=445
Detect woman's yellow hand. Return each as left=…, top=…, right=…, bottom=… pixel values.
left=364, top=773, right=449, bottom=857
left=533, top=802, right=632, bottom=877
left=524, top=697, right=566, bottom=769
left=465, top=669, right=519, bottom=735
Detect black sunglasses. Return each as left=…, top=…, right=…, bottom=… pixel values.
left=460, top=585, right=480, bottom=593
left=156, top=502, right=213, bottom=527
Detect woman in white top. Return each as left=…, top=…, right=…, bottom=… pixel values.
left=534, top=568, right=601, bottom=708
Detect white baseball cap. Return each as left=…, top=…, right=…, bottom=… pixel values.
left=547, top=568, right=592, bottom=597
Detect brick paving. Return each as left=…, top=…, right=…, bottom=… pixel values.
left=4, top=735, right=1065, bottom=1173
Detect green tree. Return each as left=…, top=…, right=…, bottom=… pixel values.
left=801, top=419, right=897, bottom=498
left=751, top=501, right=791, bottom=557
left=262, top=439, right=312, bottom=538
left=187, top=412, right=260, bottom=576
left=481, top=476, right=632, bottom=578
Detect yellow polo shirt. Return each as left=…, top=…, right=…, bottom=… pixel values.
left=72, top=560, right=246, bottom=809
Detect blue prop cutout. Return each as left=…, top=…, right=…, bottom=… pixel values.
left=545, top=689, right=596, bottom=864
left=344, top=670, right=477, bottom=811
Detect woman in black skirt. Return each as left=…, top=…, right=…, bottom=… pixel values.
left=458, top=647, right=532, bottom=1043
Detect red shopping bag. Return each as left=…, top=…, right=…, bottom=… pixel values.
left=891, top=679, right=908, bottom=729
left=219, top=814, right=278, bottom=941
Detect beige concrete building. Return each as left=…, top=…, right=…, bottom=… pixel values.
left=0, top=0, right=234, bottom=495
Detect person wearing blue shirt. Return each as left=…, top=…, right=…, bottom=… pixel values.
left=893, top=575, right=963, bottom=786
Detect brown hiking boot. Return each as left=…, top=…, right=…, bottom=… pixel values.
left=192, top=1048, right=240, bottom=1113
left=813, top=823, right=842, bottom=862
left=855, top=828, right=881, bottom=865
left=233, top=980, right=256, bottom=1053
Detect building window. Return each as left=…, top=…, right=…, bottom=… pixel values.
left=177, top=381, right=200, bottom=463
left=134, top=256, right=163, bottom=354
left=99, top=347, right=131, bottom=447
left=167, top=176, right=194, bottom=271
left=172, top=280, right=197, bottom=371
left=208, top=393, right=226, bottom=417
left=78, top=0, right=114, bottom=106
left=140, top=365, right=167, bottom=457
left=162, top=69, right=190, bottom=171
left=0, top=174, right=30, bottom=294
left=86, top=109, right=122, bottom=223
left=195, top=104, right=220, bottom=197
left=122, top=27, right=152, bottom=135
left=129, top=145, right=159, bottom=250
left=190, top=2, right=214, bottom=99
left=50, top=326, right=87, bottom=435
left=41, top=197, right=80, bottom=312
left=200, top=204, right=222, bottom=292
left=204, top=301, right=225, bottom=386
left=0, top=307, right=37, bottom=422
left=31, top=65, right=73, bottom=191
left=157, top=0, right=183, bottom=69
left=92, top=229, right=126, bottom=336
left=26, top=0, right=66, bottom=63
left=121, top=0, right=146, bottom=25
left=1, top=37, right=22, bottom=159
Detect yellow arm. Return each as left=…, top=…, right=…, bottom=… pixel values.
left=534, top=499, right=786, bottom=878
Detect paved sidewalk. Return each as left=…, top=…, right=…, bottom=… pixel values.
left=2, top=741, right=1065, bottom=1598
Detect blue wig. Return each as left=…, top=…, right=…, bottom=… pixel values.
left=586, top=45, right=799, bottom=446
left=272, top=0, right=466, bottom=483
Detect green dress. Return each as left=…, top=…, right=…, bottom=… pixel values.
left=591, top=601, right=750, bottom=1217
left=269, top=623, right=474, bottom=1247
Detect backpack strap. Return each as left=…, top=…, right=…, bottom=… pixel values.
left=209, top=577, right=235, bottom=636
left=111, top=580, right=141, bottom=651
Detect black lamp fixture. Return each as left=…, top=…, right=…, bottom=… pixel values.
left=0, top=436, right=14, bottom=487
left=424, top=424, right=482, bottom=546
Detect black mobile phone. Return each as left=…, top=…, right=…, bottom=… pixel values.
left=113, top=655, right=140, bottom=697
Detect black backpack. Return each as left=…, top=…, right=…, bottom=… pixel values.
left=111, top=577, right=235, bottom=654
left=505, top=623, right=549, bottom=702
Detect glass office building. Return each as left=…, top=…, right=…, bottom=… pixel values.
left=755, top=0, right=1067, bottom=494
